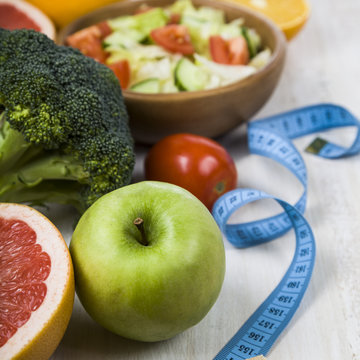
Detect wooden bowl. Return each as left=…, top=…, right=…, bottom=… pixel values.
left=58, top=0, right=287, bottom=144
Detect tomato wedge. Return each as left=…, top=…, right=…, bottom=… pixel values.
left=66, top=22, right=112, bottom=64
left=150, top=24, right=194, bottom=55
left=96, top=21, right=113, bottom=38
left=209, top=35, right=249, bottom=65
left=168, top=13, right=181, bottom=24
left=107, top=60, right=130, bottom=89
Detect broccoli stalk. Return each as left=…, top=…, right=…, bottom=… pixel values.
left=0, top=111, right=89, bottom=211
left=0, top=29, right=135, bottom=212
left=0, top=113, right=33, bottom=172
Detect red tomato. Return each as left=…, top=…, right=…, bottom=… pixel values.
left=150, top=24, right=195, bottom=55
left=168, top=13, right=181, bottom=24
left=96, top=21, right=113, bottom=38
left=144, top=133, right=238, bottom=211
left=209, top=35, right=229, bottom=64
left=209, top=35, right=249, bottom=65
left=66, top=22, right=112, bottom=63
left=107, top=60, right=130, bottom=89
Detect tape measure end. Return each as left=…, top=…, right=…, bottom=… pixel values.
left=305, top=137, right=328, bottom=154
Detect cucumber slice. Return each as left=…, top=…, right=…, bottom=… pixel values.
left=130, top=78, right=161, bottom=93
left=174, top=58, right=208, bottom=91
left=242, top=26, right=261, bottom=58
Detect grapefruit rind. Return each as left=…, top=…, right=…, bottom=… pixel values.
left=0, top=0, right=56, bottom=40
left=0, top=203, right=74, bottom=360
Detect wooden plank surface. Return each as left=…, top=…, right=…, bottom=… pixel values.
left=51, top=0, right=360, bottom=358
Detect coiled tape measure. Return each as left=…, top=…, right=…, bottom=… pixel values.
left=211, top=103, right=360, bottom=360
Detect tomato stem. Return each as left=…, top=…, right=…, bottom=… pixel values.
left=133, top=217, right=148, bottom=246
left=215, top=181, right=225, bottom=194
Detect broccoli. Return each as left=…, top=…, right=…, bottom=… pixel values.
left=0, top=29, right=135, bottom=213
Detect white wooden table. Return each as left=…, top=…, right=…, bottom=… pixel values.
left=51, top=0, right=360, bottom=358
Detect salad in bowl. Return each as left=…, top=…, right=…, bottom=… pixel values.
left=65, top=0, right=272, bottom=93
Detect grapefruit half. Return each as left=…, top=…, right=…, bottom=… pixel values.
left=0, top=203, right=74, bottom=360
left=0, top=0, right=56, bottom=40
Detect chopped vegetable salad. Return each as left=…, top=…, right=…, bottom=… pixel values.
left=66, top=0, right=272, bottom=93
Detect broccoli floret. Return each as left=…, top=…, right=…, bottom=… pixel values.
left=0, top=29, right=135, bottom=213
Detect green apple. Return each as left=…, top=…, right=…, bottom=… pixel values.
left=69, top=181, right=225, bottom=342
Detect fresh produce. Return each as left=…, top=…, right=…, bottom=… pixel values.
left=209, top=35, right=249, bottom=65
left=0, top=29, right=135, bottom=213
left=65, top=21, right=134, bottom=88
left=107, top=59, right=131, bottom=89
left=145, top=133, right=237, bottom=210
left=0, top=0, right=55, bottom=40
left=65, top=0, right=272, bottom=92
left=229, top=0, right=310, bottom=40
left=151, top=24, right=195, bottom=55
left=26, top=0, right=122, bottom=28
left=0, top=202, right=74, bottom=359
left=70, top=181, right=226, bottom=342
left=66, top=21, right=113, bottom=63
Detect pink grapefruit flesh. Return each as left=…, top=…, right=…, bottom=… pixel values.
left=0, top=0, right=56, bottom=40
left=0, top=217, right=51, bottom=347
left=0, top=203, right=74, bottom=360
left=0, top=4, right=42, bottom=32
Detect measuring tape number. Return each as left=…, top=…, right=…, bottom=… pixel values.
left=212, top=103, right=360, bottom=359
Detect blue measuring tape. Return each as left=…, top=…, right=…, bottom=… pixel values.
left=212, top=103, right=360, bottom=359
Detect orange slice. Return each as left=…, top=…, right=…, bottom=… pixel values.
left=227, top=0, right=310, bottom=40
left=0, top=203, right=74, bottom=360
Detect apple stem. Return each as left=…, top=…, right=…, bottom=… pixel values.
left=133, top=217, right=148, bottom=246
